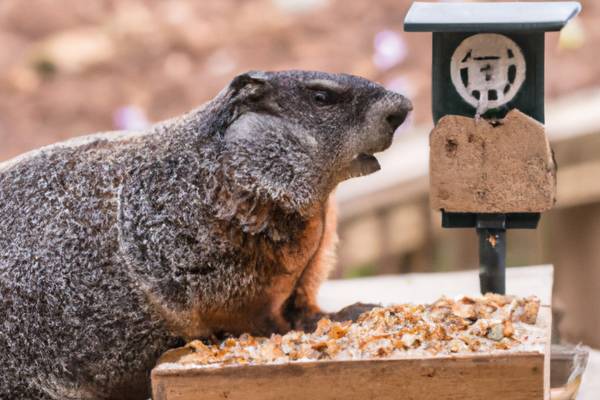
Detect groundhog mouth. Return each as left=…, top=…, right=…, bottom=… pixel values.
left=347, top=152, right=381, bottom=178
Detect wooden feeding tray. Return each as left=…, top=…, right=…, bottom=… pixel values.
left=152, top=349, right=548, bottom=400
left=152, top=298, right=551, bottom=400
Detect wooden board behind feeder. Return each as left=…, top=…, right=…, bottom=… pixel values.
left=429, top=109, right=556, bottom=213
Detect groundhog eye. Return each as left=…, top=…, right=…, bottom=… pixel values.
left=312, top=90, right=334, bottom=105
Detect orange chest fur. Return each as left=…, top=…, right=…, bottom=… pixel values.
left=263, top=206, right=327, bottom=306
left=152, top=202, right=334, bottom=339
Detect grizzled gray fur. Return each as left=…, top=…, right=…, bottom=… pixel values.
left=0, top=70, right=411, bottom=399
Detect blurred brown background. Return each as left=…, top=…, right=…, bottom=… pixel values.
left=1, top=0, right=599, bottom=351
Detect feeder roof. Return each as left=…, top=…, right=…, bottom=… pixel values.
left=404, top=2, right=581, bottom=33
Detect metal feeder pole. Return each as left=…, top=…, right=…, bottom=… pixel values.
left=442, top=212, right=540, bottom=295
left=476, top=214, right=507, bottom=295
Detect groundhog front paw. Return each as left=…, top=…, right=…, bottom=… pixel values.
left=289, top=302, right=379, bottom=332
left=289, top=310, right=327, bottom=333
left=329, top=302, right=379, bottom=323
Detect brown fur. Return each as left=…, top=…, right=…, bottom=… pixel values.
left=145, top=195, right=337, bottom=339
left=268, top=195, right=338, bottom=331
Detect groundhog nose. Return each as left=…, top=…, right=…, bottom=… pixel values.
left=386, top=109, right=409, bottom=131
left=383, top=94, right=412, bottom=131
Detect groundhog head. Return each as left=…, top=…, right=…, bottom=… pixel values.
left=219, top=70, right=412, bottom=213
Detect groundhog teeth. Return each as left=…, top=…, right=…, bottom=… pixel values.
left=348, top=153, right=381, bottom=177
left=177, top=294, right=543, bottom=368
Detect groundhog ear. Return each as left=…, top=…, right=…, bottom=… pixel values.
left=229, top=71, right=269, bottom=101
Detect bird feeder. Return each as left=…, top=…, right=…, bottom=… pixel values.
left=404, top=2, right=581, bottom=294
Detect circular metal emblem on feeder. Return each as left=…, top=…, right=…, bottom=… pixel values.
left=450, top=34, right=526, bottom=114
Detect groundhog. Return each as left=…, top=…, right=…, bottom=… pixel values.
left=0, top=70, right=411, bottom=399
